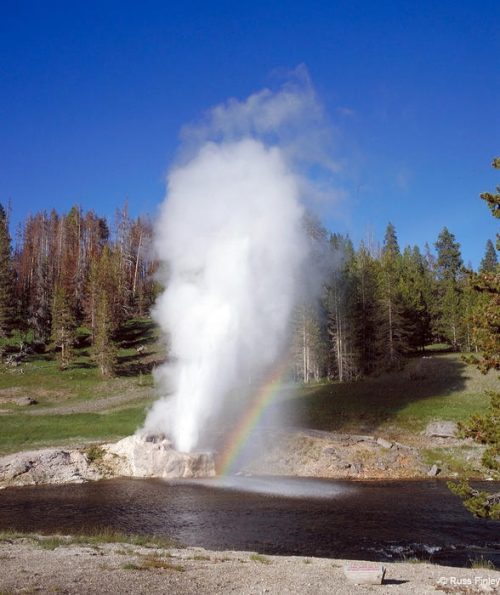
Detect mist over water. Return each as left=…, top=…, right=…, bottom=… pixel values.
left=144, top=73, right=332, bottom=453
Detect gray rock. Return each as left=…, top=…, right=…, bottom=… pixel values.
left=485, top=491, right=500, bottom=506
left=424, top=421, right=458, bottom=438
left=351, top=435, right=375, bottom=443
left=13, top=396, right=38, bottom=406
left=376, top=437, right=393, bottom=449
left=0, top=448, right=99, bottom=487
left=427, top=464, right=440, bottom=477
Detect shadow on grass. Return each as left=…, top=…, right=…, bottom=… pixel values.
left=114, top=353, right=163, bottom=377
left=113, top=318, right=165, bottom=377
left=70, top=361, right=95, bottom=370
left=115, top=319, right=157, bottom=350
left=283, top=354, right=470, bottom=433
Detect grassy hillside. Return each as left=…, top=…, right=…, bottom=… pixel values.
left=289, top=353, right=498, bottom=435
left=0, top=319, right=498, bottom=458
left=0, top=318, right=163, bottom=454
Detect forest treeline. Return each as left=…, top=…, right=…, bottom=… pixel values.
left=0, top=203, right=159, bottom=375
left=294, top=158, right=498, bottom=384
left=292, top=219, right=497, bottom=383
left=0, top=158, right=498, bottom=381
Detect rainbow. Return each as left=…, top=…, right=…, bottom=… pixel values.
left=218, top=359, right=290, bottom=475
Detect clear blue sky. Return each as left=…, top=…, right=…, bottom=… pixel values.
left=1, top=0, right=498, bottom=267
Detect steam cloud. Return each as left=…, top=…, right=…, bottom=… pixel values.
left=144, top=70, right=332, bottom=452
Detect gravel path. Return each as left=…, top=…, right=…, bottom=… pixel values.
left=1, top=539, right=499, bottom=594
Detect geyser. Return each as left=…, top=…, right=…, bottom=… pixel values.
left=144, top=72, right=330, bottom=453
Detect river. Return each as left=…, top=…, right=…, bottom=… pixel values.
left=0, top=477, right=498, bottom=568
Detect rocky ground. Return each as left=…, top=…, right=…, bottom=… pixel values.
left=1, top=537, right=499, bottom=595
left=233, top=423, right=491, bottom=481
left=242, top=429, right=429, bottom=479
left=0, top=434, right=215, bottom=488
left=0, top=422, right=493, bottom=488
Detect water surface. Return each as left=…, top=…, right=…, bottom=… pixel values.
left=0, top=477, right=498, bottom=568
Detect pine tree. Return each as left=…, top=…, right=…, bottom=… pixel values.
left=435, top=227, right=463, bottom=282
left=31, top=257, right=52, bottom=343
left=93, top=290, right=117, bottom=377
left=399, top=246, right=433, bottom=351
left=326, top=235, right=359, bottom=381
left=382, top=222, right=400, bottom=258
left=434, top=227, right=465, bottom=350
left=60, top=206, right=84, bottom=322
left=449, top=158, right=500, bottom=520
left=292, top=304, right=326, bottom=383
left=352, top=243, right=379, bottom=375
left=51, top=285, right=76, bottom=369
left=479, top=157, right=500, bottom=228
left=291, top=212, right=330, bottom=383
left=470, top=157, right=500, bottom=371
left=90, top=246, right=119, bottom=377
left=376, top=223, right=408, bottom=368
left=18, top=212, right=57, bottom=343
left=479, top=239, right=498, bottom=273
left=0, top=204, right=15, bottom=337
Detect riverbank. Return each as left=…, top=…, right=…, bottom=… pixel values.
left=0, top=426, right=494, bottom=489
left=1, top=535, right=499, bottom=594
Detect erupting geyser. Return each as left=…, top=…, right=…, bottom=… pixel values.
left=144, top=71, right=331, bottom=454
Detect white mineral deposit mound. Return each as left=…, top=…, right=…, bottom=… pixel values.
left=0, top=435, right=215, bottom=488
left=103, top=434, right=215, bottom=479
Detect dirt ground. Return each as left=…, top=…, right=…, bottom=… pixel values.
left=1, top=538, right=499, bottom=595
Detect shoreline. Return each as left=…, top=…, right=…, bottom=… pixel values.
left=1, top=427, right=495, bottom=489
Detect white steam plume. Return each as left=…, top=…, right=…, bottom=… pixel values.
left=144, top=71, right=332, bottom=453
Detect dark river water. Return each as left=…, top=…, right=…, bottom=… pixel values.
left=0, top=477, right=498, bottom=568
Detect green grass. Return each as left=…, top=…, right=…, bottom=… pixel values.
left=470, top=557, right=495, bottom=570
left=424, top=343, right=453, bottom=352
left=1, top=321, right=498, bottom=459
left=0, top=318, right=161, bottom=407
left=284, top=354, right=498, bottom=434
left=401, top=556, right=428, bottom=564
left=0, top=528, right=178, bottom=549
left=84, top=444, right=105, bottom=462
left=126, top=553, right=185, bottom=572
left=0, top=318, right=161, bottom=454
left=0, top=357, right=103, bottom=401
left=422, top=446, right=482, bottom=476
left=0, top=407, right=147, bottom=454
left=250, top=553, right=271, bottom=564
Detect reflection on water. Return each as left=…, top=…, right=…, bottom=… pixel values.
left=176, top=475, right=357, bottom=498
left=0, top=477, right=498, bottom=568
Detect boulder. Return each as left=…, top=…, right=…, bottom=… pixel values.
left=0, top=448, right=99, bottom=487
left=424, top=421, right=458, bottom=438
left=13, top=396, right=38, bottom=406
left=427, top=464, right=440, bottom=477
left=376, top=437, right=393, bottom=449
